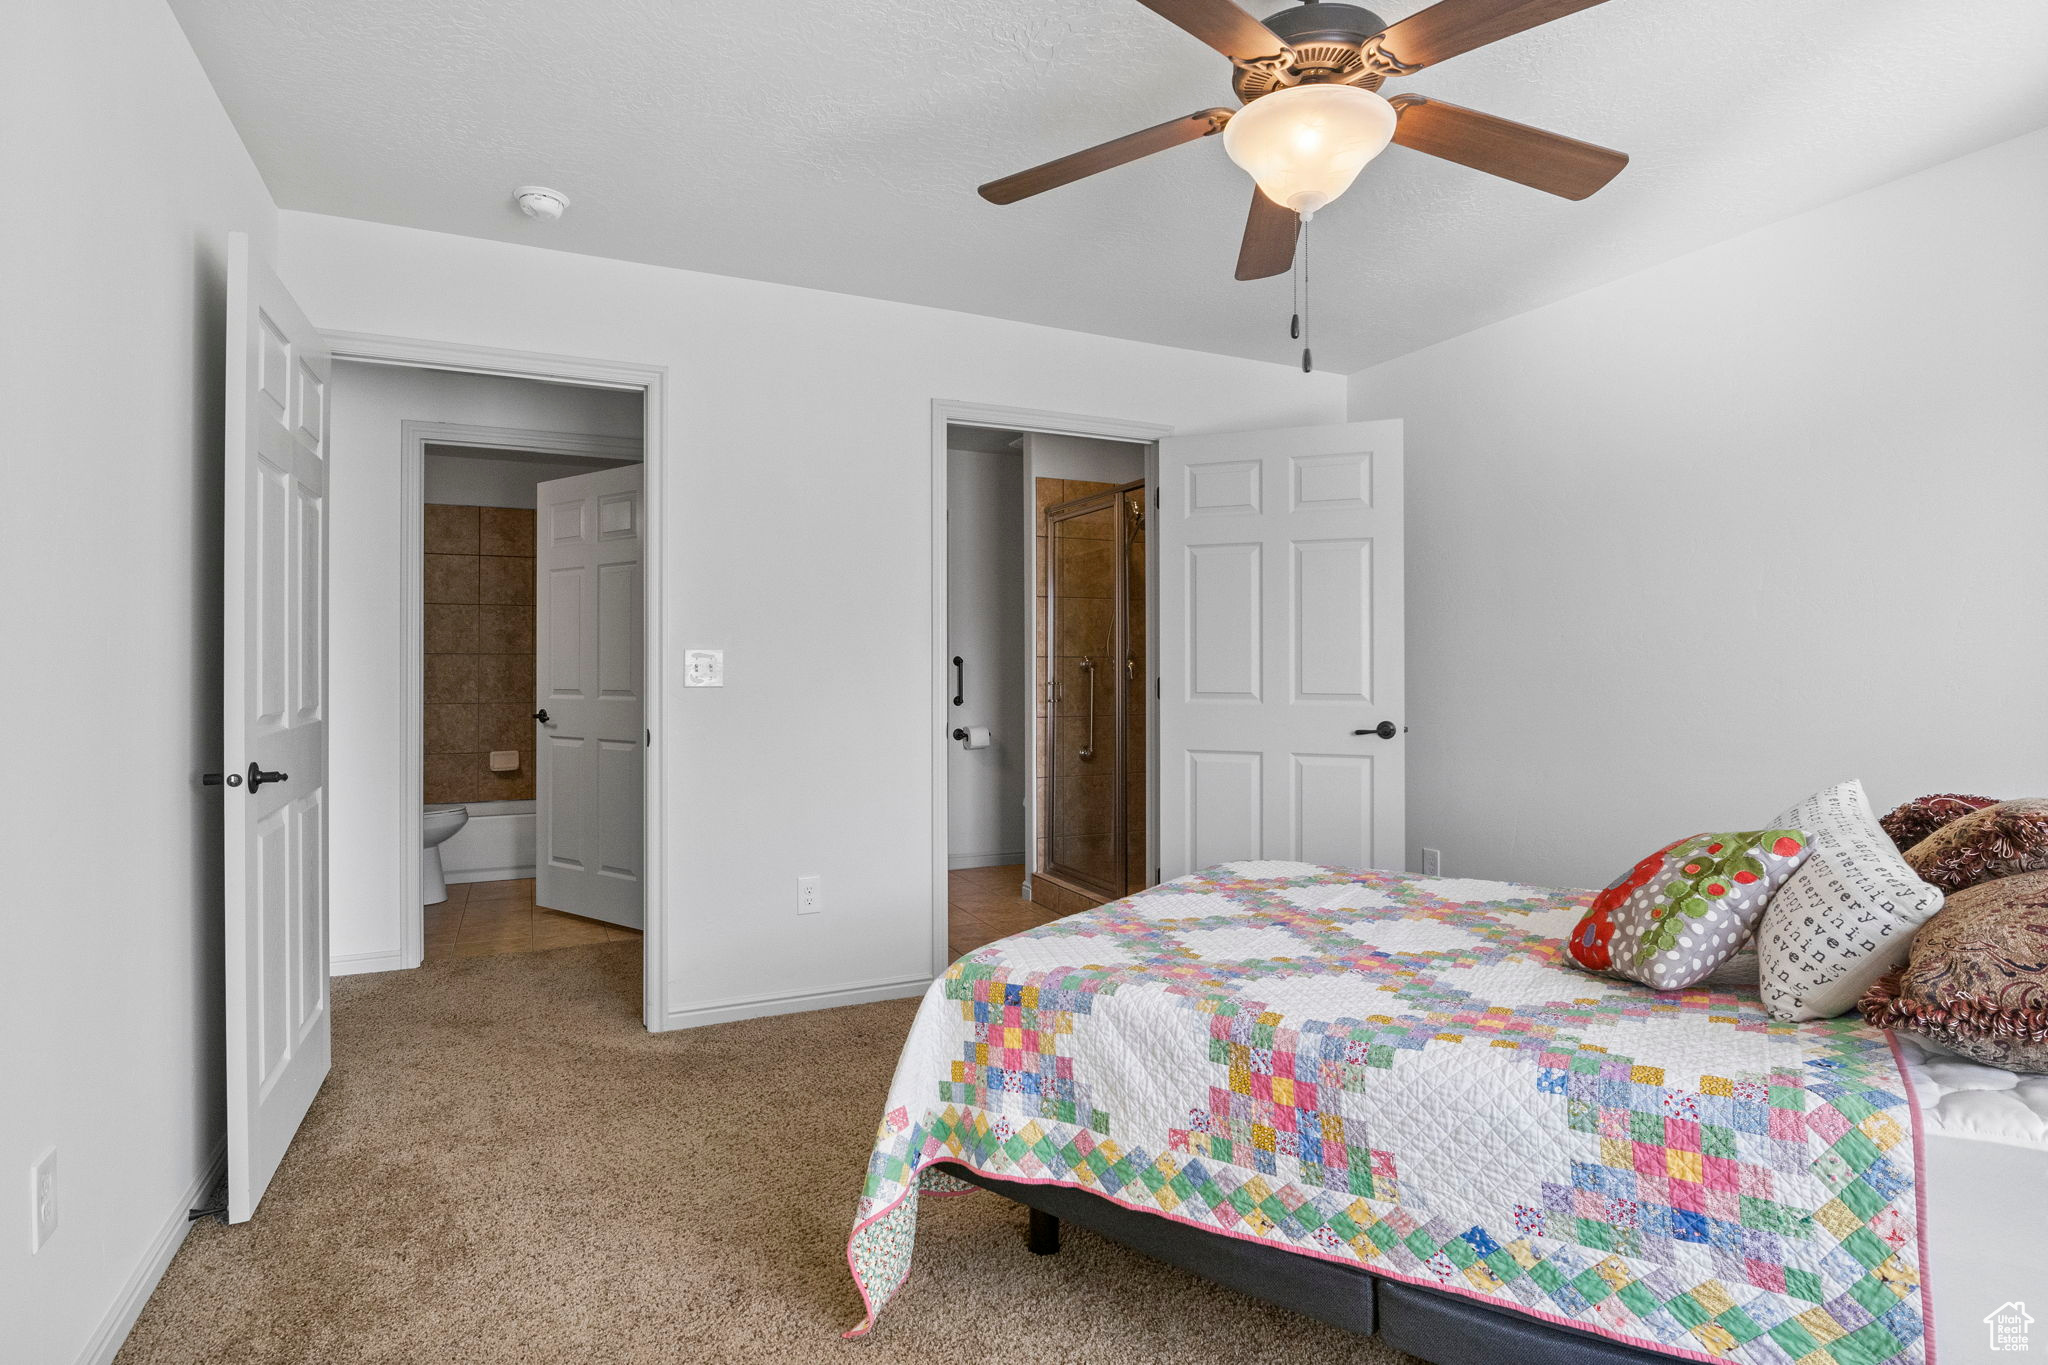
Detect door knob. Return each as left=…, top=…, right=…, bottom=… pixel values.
left=1354, top=722, right=1400, bottom=739
left=246, top=762, right=288, bottom=792
left=534, top=709, right=550, bottom=724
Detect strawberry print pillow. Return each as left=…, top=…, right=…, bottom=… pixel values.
left=1569, top=829, right=1812, bottom=990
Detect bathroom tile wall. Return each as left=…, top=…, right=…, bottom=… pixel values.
left=1033, top=477, right=1122, bottom=908
left=424, top=504, right=536, bottom=803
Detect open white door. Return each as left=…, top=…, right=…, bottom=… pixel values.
left=222, top=232, right=330, bottom=1223
left=535, top=465, right=645, bottom=928
left=1156, top=420, right=1404, bottom=879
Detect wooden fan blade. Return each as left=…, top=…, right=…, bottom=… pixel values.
left=1133, top=0, right=1289, bottom=62
left=979, top=109, right=1233, bottom=204
left=1370, top=0, right=1611, bottom=71
left=1389, top=95, right=1627, bottom=199
left=1235, top=188, right=1297, bottom=280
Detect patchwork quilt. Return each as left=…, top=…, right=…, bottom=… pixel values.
left=847, top=863, right=1932, bottom=1363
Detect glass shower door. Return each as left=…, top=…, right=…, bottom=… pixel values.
left=1045, top=490, right=1124, bottom=899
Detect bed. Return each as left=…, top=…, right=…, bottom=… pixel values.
left=848, top=862, right=2046, bottom=1362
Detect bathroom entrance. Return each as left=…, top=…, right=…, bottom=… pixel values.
left=324, top=355, right=656, bottom=983
left=939, top=418, right=1156, bottom=963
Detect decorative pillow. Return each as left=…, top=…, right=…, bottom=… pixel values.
left=1903, top=797, right=2048, bottom=895
left=1568, top=829, right=1810, bottom=990
left=1756, top=780, right=1945, bottom=1021
left=1879, top=793, right=1997, bottom=853
left=1859, top=869, right=2048, bottom=1074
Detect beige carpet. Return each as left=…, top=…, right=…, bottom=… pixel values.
left=121, top=943, right=1422, bottom=1364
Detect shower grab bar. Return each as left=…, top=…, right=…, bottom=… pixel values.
left=1078, top=657, right=1097, bottom=761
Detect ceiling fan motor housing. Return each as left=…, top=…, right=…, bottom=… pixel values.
left=1232, top=2, right=1391, bottom=103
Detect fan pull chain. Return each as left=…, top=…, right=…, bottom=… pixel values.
left=1298, top=216, right=1312, bottom=374
left=1290, top=231, right=1301, bottom=341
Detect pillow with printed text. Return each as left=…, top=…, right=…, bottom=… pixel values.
left=1756, top=780, right=1945, bottom=1021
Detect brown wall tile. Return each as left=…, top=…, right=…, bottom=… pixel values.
left=425, top=653, right=477, bottom=704
left=424, top=604, right=478, bottom=654
left=477, top=702, right=532, bottom=752
left=1053, top=536, right=1114, bottom=597
left=477, top=555, right=535, bottom=605
left=425, top=703, right=479, bottom=755
left=424, top=753, right=478, bottom=804
left=424, top=553, right=478, bottom=604
left=424, top=504, right=479, bottom=555
left=1053, top=597, right=1114, bottom=658
left=479, top=507, right=535, bottom=557
left=477, top=653, right=534, bottom=704
left=478, top=752, right=535, bottom=801
left=477, top=603, right=535, bottom=654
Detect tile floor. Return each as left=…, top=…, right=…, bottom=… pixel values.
left=423, top=878, right=641, bottom=962
left=946, top=863, right=1066, bottom=959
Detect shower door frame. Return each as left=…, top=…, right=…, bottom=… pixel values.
left=1042, top=481, right=1146, bottom=903
left=928, top=402, right=1169, bottom=979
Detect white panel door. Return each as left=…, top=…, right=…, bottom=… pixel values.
left=535, top=466, right=645, bottom=928
left=1157, top=420, right=1403, bottom=879
left=223, top=232, right=330, bottom=1223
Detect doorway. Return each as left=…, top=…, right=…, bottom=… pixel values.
left=936, top=409, right=1161, bottom=966
left=323, top=336, right=670, bottom=1031
left=416, top=439, right=644, bottom=960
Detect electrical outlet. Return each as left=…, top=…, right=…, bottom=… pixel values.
left=29, top=1150, right=56, bottom=1253
left=1421, top=847, right=1443, bottom=878
left=796, top=874, right=822, bottom=915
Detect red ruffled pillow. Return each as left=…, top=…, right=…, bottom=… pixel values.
left=1879, top=793, right=1996, bottom=853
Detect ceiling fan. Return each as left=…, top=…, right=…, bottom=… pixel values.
left=978, top=0, right=1631, bottom=281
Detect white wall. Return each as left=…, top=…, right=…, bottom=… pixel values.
left=946, top=446, right=1029, bottom=867
left=0, top=1, right=279, bottom=1358
left=328, top=363, right=642, bottom=969
left=1349, top=126, right=2048, bottom=891
left=280, top=210, right=1346, bottom=1022
left=424, top=447, right=636, bottom=508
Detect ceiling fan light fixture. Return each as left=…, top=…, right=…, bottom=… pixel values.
left=1222, top=83, right=1396, bottom=218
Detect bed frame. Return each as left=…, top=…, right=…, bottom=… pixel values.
left=935, top=1162, right=1674, bottom=1365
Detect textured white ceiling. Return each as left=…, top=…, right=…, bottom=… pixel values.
left=170, top=0, right=2048, bottom=372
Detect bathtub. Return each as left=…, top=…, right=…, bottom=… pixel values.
left=436, top=799, right=536, bottom=883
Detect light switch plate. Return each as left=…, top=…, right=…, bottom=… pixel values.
left=684, top=649, right=724, bottom=688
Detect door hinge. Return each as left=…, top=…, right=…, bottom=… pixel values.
left=645, top=729, right=651, bottom=747
left=1154, top=677, right=1160, bottom=699
left=1153, top=486, right=1160, bottom=510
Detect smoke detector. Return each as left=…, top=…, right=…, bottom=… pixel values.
left=512, top=186, right=569, bottom=221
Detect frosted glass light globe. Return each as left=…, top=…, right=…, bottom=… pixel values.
left=1222, top=84, right=1397, bottom=219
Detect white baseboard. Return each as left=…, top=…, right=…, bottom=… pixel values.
left=76, top=1139, right=226, bottom=1365
left=330, top=948, right=407, bottom=977
left=660, top=973, right=931, bottom=1031
left=445, top=866, right=536, bottom=884
left=948, top=850, right=1026, bottom=870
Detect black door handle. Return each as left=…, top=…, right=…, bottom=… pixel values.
left=246, top=762, right=288, bottom=792
left=202, top=771, right=243, bottom=788
left=534, top=709, right=550, bottom=724
left=952, top=656, right=964, bottom=707
left=1353, top=722, right=1400, bottom=739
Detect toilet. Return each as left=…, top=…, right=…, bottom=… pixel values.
left=422, top=804, right=470, bottom=904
